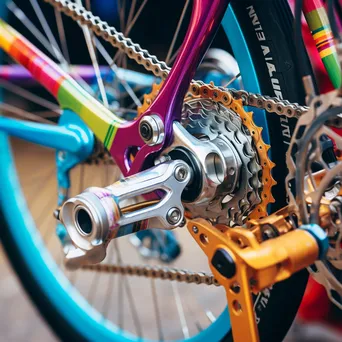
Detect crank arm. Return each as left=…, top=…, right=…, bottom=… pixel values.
left=57, top=160, right=191, bottom=269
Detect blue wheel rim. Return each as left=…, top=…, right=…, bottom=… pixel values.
left=0, top=4, right=270, bottom=341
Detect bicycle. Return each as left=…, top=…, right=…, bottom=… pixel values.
left=0, top=0, right=341, bottom=341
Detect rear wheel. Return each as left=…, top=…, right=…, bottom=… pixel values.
left=0, top=1, right=311, bottom=341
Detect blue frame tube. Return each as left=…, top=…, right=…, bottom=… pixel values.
left=0, top=116, right=91, bottom=153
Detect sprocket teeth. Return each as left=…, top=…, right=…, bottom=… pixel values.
left=139, top=80, right=277, bottom=224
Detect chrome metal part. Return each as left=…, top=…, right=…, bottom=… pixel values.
left=59, top=160, right=191, bottom=268
left=166, top=207, right=182, bottom=225
left=171, top=98, right=261, bottom=225
left=164, top=120, right=243, bottom=221
left=139, top=114, right=165, bottom=146
left=174, top=165, right=189, bottom=182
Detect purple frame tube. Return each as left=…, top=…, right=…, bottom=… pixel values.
left=111, top=0, right=231, bottom=176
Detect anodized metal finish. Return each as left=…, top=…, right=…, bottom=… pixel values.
left=111, top=0, right=231, bottom=175
left=187, top=217, right=320, bottom=342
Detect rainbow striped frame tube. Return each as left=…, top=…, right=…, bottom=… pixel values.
left=303, top=0, right=341, bottom=88
left=0, top=19, right=123, bottom=148
left=0, top=0, right=230, bottom=176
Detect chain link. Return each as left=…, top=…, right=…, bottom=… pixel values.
left=81, top=263, right=220, bottom=286
left=45, top=0, right=309, bottom=119
left=46, top=0, right=307, bottom=281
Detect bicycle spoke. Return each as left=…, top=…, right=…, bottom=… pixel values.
left=29, top=0, right=67, bottom=68
left=125, top=0, right=149, bottom=36
left=32, top=110, right=61, bottom=118
left=0, top=80, right=59, bottom=112
left=101, top=244, right=116, bottom=319
left=7, top=2, right=64, bottom=63
left=205, top=310, right=216, bottom=323
left=111, top=0, right=149, bottom=67
left=95, top=38, right=142, bottom=107
left=54, top=7, right=71, bottom=64
left=183, top=285, right=217, bottom=325
left=6, top=3, right=94, bottom=94
left=126, top=0, right=137, bottom=34
left=151, top=278, right=164, bottom=341
left=182, top=292, right=203, bottom=332
left=87, top=269, right=101, bottom=305
left=224, top=73, right=241, bottom=87
left=114, top=241, right=143, bottom=336
left=0, top=103, right=52, bottom=124
left=168, top=46, right=181, bottom=65
left=165, top=0, right=190, bottom=65
left=172, top=281, right=190, bottom=339
left=75, top=0, right=108, bottom=107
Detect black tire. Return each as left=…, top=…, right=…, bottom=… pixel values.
left=0, top=1, right=312, bottom=341
left=223, top=1, right=311, bottom=341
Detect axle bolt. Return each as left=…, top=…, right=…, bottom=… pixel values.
left=167, top=207, right=182, bottom=225
left=174, top=165, right=188, bottom=182
left=139, top=115, right=165, bottom=145
left=140, top=122, right=153, bottom=141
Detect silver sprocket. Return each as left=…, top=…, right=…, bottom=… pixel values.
left=181, top=98, right=262, bottom=225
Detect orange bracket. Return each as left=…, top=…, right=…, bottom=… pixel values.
left=187, top=218, right=319, bottom=342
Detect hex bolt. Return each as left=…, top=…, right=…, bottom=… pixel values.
left=167, top=207, right=182, bottom=225
left=192, top=226, right=199, bottom=234
left=174, top=165, right=188, bottom=182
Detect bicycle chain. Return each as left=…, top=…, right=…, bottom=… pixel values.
left=45, top=0, right=305, bottom=281
left=81, top=263, right=220, bottom=287
left=46, top=0, right=309, bottom=119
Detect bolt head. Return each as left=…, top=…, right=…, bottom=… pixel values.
left=192, top=226, right=199, bottom=234
left=140, top=122, right=153, bottom=141
left=174, top=165, right=188, bottom=182
left=167, top=207, right=182, bottom=225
